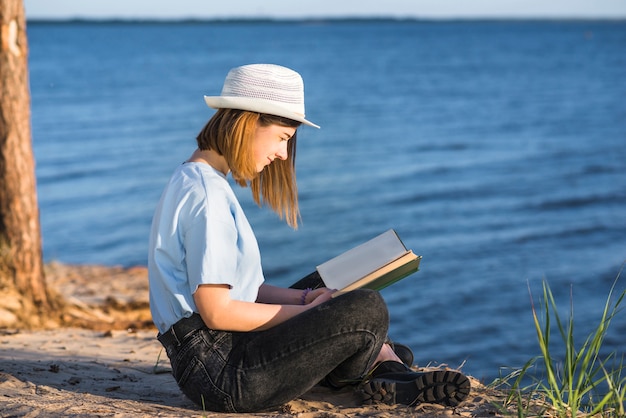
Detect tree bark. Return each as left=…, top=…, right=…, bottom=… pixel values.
left=0, top=0, right=50, bottom=327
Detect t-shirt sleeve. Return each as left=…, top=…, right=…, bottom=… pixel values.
left=182, top=188, right=238, bottom=293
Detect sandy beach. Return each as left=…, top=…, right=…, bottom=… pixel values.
left=0, top=263, right=508, bottom=417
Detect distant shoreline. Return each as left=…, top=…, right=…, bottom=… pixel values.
left=26, top=17, right=626, bottom=25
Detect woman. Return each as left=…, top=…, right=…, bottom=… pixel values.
left=148, top=63, right=470, bottom=412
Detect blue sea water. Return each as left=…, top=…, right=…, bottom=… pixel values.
left=27, top=20, right=626, bottom=381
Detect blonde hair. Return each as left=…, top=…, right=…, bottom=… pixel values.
left=197, top=109, right=301, bottom=228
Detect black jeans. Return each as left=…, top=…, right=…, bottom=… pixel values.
left=157, top=283, right=389, bottom=412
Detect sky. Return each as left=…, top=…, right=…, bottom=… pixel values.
left=23, top=0, right=626, bottom=20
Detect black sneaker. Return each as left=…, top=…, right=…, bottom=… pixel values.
left=360, top=367, right=471, bottom=407
left=389, top=342, right=414, bottom=367
left=385, top=338, right=414, bottom=367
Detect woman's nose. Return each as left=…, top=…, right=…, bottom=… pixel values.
left=275, top=142, right=288, bottom=160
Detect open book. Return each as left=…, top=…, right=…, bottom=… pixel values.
left=316, top=229, right=421, bottom=297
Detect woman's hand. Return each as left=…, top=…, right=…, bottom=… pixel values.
left=303, top=287, right=335, bottom=306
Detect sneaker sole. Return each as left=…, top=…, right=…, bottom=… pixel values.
left=361, top=370, right=471, bottom=407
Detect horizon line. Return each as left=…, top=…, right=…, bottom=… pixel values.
left=26, top=15, right=626, bottom=24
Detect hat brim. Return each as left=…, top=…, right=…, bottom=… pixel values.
left=204, top=96, right=320, bottom=129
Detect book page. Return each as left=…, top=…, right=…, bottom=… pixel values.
left=316, top=229, right=408, bottom=290
left=332, top=251, right=421, bottom=297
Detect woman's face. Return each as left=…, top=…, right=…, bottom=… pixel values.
left=251, top=123, right=297, bottom=172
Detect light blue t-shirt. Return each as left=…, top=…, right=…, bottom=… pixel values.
left=148, top=162, right=264, bottom=333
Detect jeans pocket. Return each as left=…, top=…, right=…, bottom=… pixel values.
left=176, top=355, right=236, bottom=412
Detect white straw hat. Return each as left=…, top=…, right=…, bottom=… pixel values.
left=204, top=64, right=320, bottom=129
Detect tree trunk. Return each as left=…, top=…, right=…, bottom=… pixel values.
left=0, top=0, right=51, bottom=327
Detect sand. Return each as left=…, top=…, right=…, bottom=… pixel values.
left=0, top=263, right=509, bottom=417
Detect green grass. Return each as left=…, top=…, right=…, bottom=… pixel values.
left=493, top=267, right=625, bottom=417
